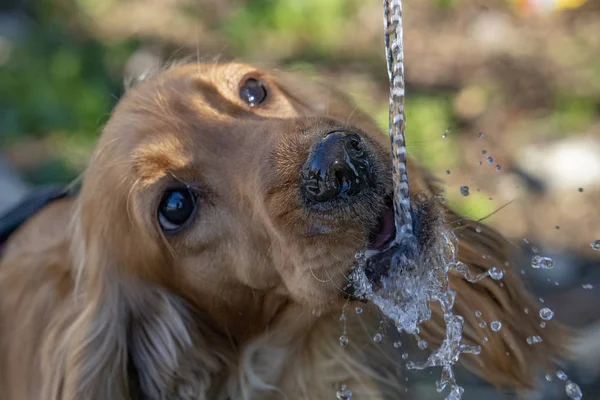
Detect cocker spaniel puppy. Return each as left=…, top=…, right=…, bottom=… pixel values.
left=0, top=62, right=564, bottom=399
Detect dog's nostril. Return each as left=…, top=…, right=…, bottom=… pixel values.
left=301, top=131, right=371, bottom=204
left=347, top=137, right=365, bottom=158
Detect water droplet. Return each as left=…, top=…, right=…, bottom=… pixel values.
left=545, top=373, right=553, bottom=382
left=531, top=255, right=554, bottom=269
left=540, top=322, right=546, bottom=328
left=355, top=307, right=363, bottom=314
left=556, top=370, right=568, bottom=381
left=339, top=335, right=349, bottom=347
left=490, top=321, right=502, bottom=332
left=417, top=339, right=428, bottom=349
left=527, top=335, right=543, bottom=345
left=582, top=283, right=594, bottom=289
left=489, top=267, right=504, bottom=280
left=479, top=321, right=487, bottom=329
left=336, top=384, right=353, bottom=400
left=445, top=170, right=451, bottom=175
left=495, top=165, right=502, bottom=171
left=393, top=341, right=402, bottom=348
left=475, top=226, right=482, bottom=233
left=539, top=307, right=554, bottom=321
left=401, top=352, right=409, bottom=360
left=373, top=333, right=383, bottom=343
left=481, top=149, right=487, bottom=155
left=475, top=310, right=482, bottom=318
left=460, top=186, right=470, bottom=196
left=486, top=156, right=494, bottom=164
left=312, top=309, right=322, bottom=317
left=565, top=380, right=582, bottom=400
left=524, top=307, right=529, bottom=314
left=482, top=336, right=489, bottom=344
left=478, top=132, right=484, bottom=139
left=590, top=240, right=600, bottom=251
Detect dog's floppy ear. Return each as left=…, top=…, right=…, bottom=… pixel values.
left=41, top=200, right=231, bottom=400
left=421, top=209, right=567, bottom=388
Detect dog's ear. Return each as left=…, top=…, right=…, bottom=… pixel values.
left=127, top=287, right=232, bottom=399
left=41, top=202, right=230, bottom=400
left=40, top=215, right=133, bottom=399
left=421, top=209, right=568, bottom=388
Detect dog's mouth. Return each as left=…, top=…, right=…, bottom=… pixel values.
left=366, top=196, right=396, bottom=256
left=347, top=194, right=420, bottom=294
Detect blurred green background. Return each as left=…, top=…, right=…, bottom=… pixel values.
left=1, top=0, right=599, bottom=251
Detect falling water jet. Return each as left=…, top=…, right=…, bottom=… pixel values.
left=348, top=1, right=488, bottom=399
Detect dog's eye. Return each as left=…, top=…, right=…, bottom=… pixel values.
left=239, top=78, right=267, bottom=107
left=158, top=188, right=196, bottom=232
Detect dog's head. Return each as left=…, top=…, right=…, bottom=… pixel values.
left=58, top=62, right=564, bottom=398
left=80, top=62, right=438, bottom=314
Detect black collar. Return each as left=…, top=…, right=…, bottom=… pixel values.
left=0, top=185, right=73, bottom=246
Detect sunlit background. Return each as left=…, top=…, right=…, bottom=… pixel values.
left=1, top=0, right=599, bottom=398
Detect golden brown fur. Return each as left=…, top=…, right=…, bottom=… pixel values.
left=0, top=62, right=565, bottom=399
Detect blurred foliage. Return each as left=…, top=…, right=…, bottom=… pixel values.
left=0, top=4, right=138, bottom=182
left=224, top=0, right=350, bottom=59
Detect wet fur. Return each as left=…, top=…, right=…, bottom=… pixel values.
left=0, top=62, right=565, bottom=399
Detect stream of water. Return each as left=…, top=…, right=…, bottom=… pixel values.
left=347, top=2, right=584, bottom=400
left=347, top=1, right=487, bottom=398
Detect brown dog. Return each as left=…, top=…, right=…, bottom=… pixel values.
left=0, top=62, right=564, bottom=399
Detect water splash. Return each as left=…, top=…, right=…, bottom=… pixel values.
left=531, top=255, right=554, bottom=269
left=352, top=0, right=515, bottom=398
left=490, top=321, right=502, bottom=332
left=539, top=307, right=554, bottom=321
left=339, top=303, right=349, bottom=347
left=555, top=370, right=583, bottom=400
left=565, top=381, right=583, bottom=400
left=526, top=335, right=543, bottom=345
left=373, top=333, right=384, bottom=343
left=351, top=231, right=483, bottom=399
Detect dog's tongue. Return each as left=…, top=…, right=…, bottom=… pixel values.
left=367, top=204, right=396, bottom=251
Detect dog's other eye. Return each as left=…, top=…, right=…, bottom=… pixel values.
left=239, top=78, right=267, bottom=107
left=158, top=188, right=196, bottom=232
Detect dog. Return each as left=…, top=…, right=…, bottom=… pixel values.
left=0, top=61, right=565, bottom=399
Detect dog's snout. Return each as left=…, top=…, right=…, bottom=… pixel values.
left=301, top=131, right=372, bottom=204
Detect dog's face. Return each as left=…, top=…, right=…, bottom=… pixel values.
left=80, top=62, right=437, bottom=325
left=0, top=62, right=560, bottom=399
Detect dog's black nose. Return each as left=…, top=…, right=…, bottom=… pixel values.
left=301, top=131, right=372, bottom=204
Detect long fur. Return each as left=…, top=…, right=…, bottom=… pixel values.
left=0, top=61, right=565, bottom=400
